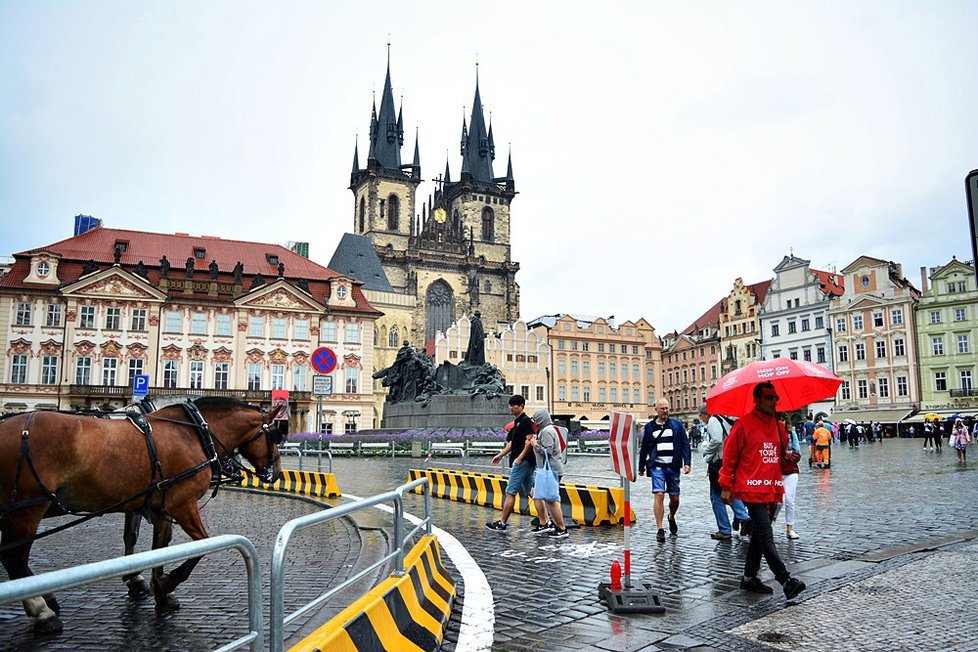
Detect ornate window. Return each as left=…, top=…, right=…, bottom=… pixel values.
left=388, top=325, right=399, bottom=348
left=425, top=280, right=454, bottom=342
left=359, top=197, right=366, bottom=232
left=481, top=206, right=494, bottom=241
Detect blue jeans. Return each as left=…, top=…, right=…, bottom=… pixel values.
left=708, top=463, right=748, bottom=534
left=710, top=487, right=749, bottom=534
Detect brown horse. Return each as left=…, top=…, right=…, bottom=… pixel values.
left=0, top=396, right=284, bottom=634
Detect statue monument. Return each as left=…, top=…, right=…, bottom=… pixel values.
left=376, top=313, right=508, bottom=429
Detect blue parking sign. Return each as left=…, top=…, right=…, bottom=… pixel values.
left=132, top=374, right=150, bottom=397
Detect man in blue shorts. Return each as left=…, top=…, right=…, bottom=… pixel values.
left=486, top=394, right=537, bottom=531
left=639, top=399, right=691, bottom=542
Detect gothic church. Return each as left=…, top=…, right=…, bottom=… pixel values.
left=346, top=55, right=521, bottom=346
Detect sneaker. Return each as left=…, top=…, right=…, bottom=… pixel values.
left=782, top=577, right=806, bottom=600
left=732, top=517, right=741, bottom=531
left=786, top=530, right=800, bottom=540
left=656, top=528, right=666, bottom=542
left=485, top=520, right=508, bottom=531
left=530, top=523, right=551, bottom=535
left=740, top=519, right=753, bottom=537
left=740, top=576, right=774, bottom=594
left=710, top=531, right=732, bottom=540
left=668, top=517, right=678, bottom=536
left=548, top=528, right=569, bottom=539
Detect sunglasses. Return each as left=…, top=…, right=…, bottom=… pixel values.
left=761, top=393, right=780, bottom=401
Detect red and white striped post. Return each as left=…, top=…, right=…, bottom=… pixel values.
left=609, top=412, right=636, bottom=587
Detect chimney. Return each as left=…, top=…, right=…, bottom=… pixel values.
left=919, top=266, right=928, bottom=294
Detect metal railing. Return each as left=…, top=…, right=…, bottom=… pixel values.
left=269, top=477, right=431, bottom=652
left=0, top=535, right=263, bottom=652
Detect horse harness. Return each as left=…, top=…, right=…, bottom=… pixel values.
left=1, top=400, right=281, bottom=553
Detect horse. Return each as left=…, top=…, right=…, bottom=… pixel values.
left=0, top=396, right=284, bottom=634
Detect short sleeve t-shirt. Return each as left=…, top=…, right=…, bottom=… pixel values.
left=507, top=412, right=536, bottom=467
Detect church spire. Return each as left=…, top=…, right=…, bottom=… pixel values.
left=367, top=46, right=403, bottom=171
left=411, top=128, right=421, bottom=179
left=460, top=64, right=495, bottom=182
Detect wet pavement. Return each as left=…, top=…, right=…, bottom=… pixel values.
left=2, top=440, right=977, bottom=651
left=0, top=490, right=385, bottom=651
left=405, top=440, right=978, bottom=651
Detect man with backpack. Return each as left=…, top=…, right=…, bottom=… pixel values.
left=701, top=404, right=750, bottom=540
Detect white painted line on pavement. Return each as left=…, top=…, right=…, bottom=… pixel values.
left=343, top=492, right=495, bottom=651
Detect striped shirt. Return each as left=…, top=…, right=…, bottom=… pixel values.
left=647, top=422, right=675, bottom=467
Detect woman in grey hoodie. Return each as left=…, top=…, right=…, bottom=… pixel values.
left=529, top=408, right=569, bottom=538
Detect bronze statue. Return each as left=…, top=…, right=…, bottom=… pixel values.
left=209, top=260, right=219, bottom=280
left=159, top=255, right=170, bottom=278
left=463, top=310, right=486, bottom=366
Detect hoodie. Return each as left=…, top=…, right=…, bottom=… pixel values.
left=531, top=409, right=564, bottom=476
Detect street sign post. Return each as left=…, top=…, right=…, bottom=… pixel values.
left=598, top=411, right=664, bottom=614
left=132, top=374, right=150, bottom=399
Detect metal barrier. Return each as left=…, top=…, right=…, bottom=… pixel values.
left=269, top=477, right=432, bottom=652
left=0, top=535, right=263, bottom=652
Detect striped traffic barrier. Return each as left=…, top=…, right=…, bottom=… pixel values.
left=289, top=535, right=455, bottom=652
left=408, top=468, right=636, bottom=526
left=237, top=469, right=342, bottom=498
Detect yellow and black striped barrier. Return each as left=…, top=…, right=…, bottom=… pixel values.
left=290, top=535, right=455, bottom=652
left=407, top=468, right=635, bottom=526
left=237, top=469, right=341, bottom=498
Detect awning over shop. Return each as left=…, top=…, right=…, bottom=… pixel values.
left=903, top=408, right=978, bottom=423
left=827, top=408, right=913, bottom=423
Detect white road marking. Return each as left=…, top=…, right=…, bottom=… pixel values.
left=343, top=492, right=495, bottom=651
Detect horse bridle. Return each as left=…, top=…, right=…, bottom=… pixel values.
left=216, top=406, right=286, bottom=483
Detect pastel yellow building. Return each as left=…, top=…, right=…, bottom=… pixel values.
left=434, top=316, right=550, bottom=415
left=528, top=315, right=661, bottom=427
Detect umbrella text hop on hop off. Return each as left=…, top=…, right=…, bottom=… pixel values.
left=706, top=359, right=843, bottom=418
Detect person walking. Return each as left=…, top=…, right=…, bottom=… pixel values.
left=952, top=418, right=971, bottom=462
left=922, top=420, right=935, bottom=450
left=701, top=404, right=750, bottom=540
left=720, top=381, right=806, bottom=601
left=780, top=415, right=802, bottom=540
left=486, top=394, right=537, bottom=532
left=528, top=408, right=569, bottom=538
left=812, top=420, right=832, bottom=467
left=638, top=399, right=692, bottom=542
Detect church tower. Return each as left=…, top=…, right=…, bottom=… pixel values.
left=349, top=50, right=421, bottom=257
left=350, top=56, right=519, bottom=346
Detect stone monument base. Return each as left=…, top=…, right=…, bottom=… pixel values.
left=381, top=394, right=511, bottom=429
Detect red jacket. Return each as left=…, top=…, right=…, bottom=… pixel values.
left=718, top=409, right=788, bottom=503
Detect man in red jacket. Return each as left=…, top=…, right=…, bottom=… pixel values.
left=719, top=381, right=806, bottom=600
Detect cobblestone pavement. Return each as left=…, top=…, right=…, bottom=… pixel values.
left=321, top=439, right=978, bottom=651
left=3, top=440, right=976, bottom=651
left=0, top=489, right=383, bottom=651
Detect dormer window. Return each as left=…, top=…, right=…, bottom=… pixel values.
left=336, top=285, right=348, bottom=300
left=37, top=262, right=50, bottom=277
left=114, top=241, right=128, bottom=253
left=194, top=248, right=206, bottom=259
left=266, top=254, right=279, bottom=265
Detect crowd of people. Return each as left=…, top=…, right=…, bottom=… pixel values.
left=485, top=388, right=975, bottom=606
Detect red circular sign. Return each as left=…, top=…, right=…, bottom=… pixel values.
left=311, top=347, right=337, bottom=374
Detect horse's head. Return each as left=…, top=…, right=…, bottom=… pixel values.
left=195, top=398, right=284, bottom=484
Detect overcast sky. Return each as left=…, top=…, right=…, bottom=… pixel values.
left=2, top=1, right=976, bottom=334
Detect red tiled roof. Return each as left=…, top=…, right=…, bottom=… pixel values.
left=682, top=296, right=726, bottom=335
left=2, top=227, right=380, bottom=315
left=747, top=279, right=772, bottom=304
left=811, top=268, right=845, bottom=297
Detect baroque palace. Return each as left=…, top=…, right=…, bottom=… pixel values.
left=0, top=224, right=380, bottom=433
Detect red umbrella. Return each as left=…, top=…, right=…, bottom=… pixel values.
left=706, top=359, right=843, bottom=417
